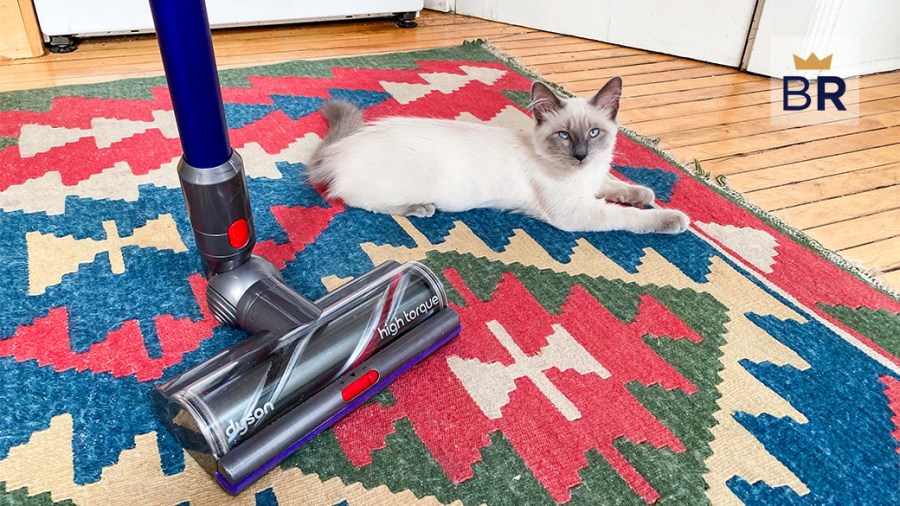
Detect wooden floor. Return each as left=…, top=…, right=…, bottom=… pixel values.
left=2, top=11, right=898, bottom=290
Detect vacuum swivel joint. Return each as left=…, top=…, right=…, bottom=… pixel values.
left=206, top=255, right=321, bottom=332
left=178, top=151, right=255, bottom=277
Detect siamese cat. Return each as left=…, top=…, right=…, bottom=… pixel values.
left=307, top=77, right=689, bottom=234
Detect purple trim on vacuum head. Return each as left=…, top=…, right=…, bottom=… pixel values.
left=215, top=325, right=461, bottom=494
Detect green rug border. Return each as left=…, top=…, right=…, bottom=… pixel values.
left=1, top=39, right=895, bottom=301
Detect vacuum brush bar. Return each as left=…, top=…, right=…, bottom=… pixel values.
left=218, top=309, right=461, bottom=493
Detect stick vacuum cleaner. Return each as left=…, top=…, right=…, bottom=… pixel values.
left=147, top=0, right=461, bottom=494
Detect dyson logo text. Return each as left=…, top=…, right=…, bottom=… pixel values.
left=226, top=401, right=274, bottom=439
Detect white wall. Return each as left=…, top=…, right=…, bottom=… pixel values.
left=454, top=0, right=759, bottom=67
left=745, top=0, right=900, bottom=78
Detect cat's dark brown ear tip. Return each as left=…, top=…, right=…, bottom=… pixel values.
left=530, top=82, right=563, bottom=121
left=600, top=77, right=622, bottom=94
left=590, top=77, right=623, bottom=120
left=530, top=81, right=553, bottom=96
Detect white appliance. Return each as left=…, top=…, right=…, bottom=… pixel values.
left=33, top=0, right=423, bottom=41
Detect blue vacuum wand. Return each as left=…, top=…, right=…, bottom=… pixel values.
left=147, top=0, right=460, bottom=494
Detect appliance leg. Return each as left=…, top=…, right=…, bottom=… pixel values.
left=48, top=35, right=78, bottom=53
left=394, top=11, right=418, bottom=28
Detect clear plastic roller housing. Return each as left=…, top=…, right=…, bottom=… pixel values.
left=155, top=262, right=447, bottom=462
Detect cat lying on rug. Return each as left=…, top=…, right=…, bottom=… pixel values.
left=307, top=77, right=690, bottom=234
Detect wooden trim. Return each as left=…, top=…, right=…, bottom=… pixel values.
left=0, top=0, right=44, bottom=59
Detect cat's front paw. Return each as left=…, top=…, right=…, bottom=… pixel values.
left=630, top=186, right=655, bottom=207
left=654, top=210, right=690, bottom=234
left=405, top=204, right=436, bottom=218
left=602, top=185, right=655, bottom=206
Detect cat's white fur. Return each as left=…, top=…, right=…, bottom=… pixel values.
left=308, top=79, right=690, bottom=234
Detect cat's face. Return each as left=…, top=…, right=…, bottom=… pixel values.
left=530, top=78, right=621, bottom=170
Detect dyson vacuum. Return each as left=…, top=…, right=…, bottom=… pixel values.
left=147, top=0, right=461, bottom=494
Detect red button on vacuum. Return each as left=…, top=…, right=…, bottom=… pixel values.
left=341, top=370, right=379, bottom=402
left=227, top=219, right=249, bottom=248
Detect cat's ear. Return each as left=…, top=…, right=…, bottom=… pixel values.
left=589, top=77, right=623, bottom=121
left=530, top=81, right=563, bottom=123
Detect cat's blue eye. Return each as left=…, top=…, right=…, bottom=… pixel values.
left=557, top=131, right=570, bottom=140
left=589, top=128, right=601, bottom=138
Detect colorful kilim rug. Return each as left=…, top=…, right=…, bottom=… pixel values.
left=0, top=42, right=898, bottom=506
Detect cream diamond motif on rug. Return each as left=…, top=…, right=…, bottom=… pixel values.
left=697, top=221, right=780, bottom=273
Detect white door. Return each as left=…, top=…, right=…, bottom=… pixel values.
left=454, top=0, right=760, bottom=67
left=744, top=0, right=900, bottom=78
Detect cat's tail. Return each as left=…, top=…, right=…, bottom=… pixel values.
left=320, top=100, right=364, bottom=145
left=307, top=100, right=364, bottom=186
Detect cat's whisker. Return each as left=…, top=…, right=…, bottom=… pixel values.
left=611, top=150, right=637, bottom=165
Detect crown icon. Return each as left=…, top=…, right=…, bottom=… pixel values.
left=793, top=53, right=833, bottom=70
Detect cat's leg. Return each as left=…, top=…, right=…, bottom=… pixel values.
left=597, top=176, right=655, bottom=207
left=549, top=200, right=689, bottom=234
left=372, top=204, right=437, bottom=218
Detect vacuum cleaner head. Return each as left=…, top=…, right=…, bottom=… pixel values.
left=155, top=261, right=460, bottom=494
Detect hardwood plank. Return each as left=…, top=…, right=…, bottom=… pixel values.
left=726, top=144, right=900, bottom=192
left=746, top=162, right=900, bottom=210
left=624, top=77, right=900, bottom=125
left=680, top=111, right=900, bottom=160
left=622, top=79, right=778, bottom=110
left=544, top=59, right=710, bottom=83
left=531, top=53, right=678, bottom=74
left=805, top=208, right=900, bottom=251
left=772, top=185, right=900, bottom=229
left=621, top=73, right=765, bottom=97
left=841, top=235, right=900, bottom=272
left=492, top=38, right=605, bottom=54
left=516, top=46, right=649, bottom=65
left=630, top=73, right=900, bottom=135
left=706, top=125, right=900, bottom=176
left=657, top=97, right=900, bottom=149
left=485, top=31, right=558, bottom=43
left=1, top=23, right=532, bottom=81
left=879, top=269, right=900, bottom=288
left=563, top=65, right=738, bottom=93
